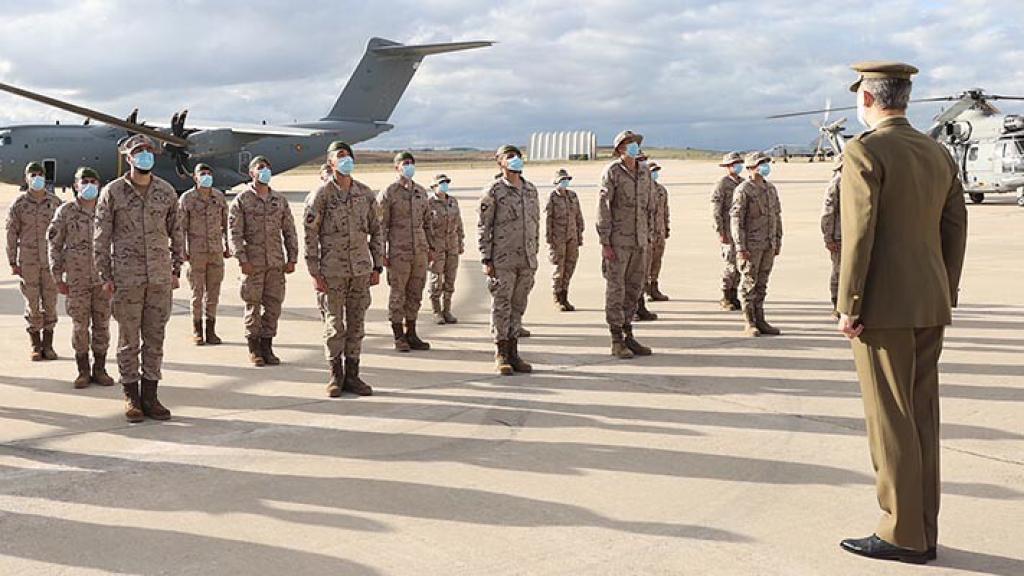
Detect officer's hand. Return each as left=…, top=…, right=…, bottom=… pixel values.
left=369, top=271, right=381, bottom=286
left=240, top=262, right=254, bottom=276
left=172, top=276, right=180, bottom=290
left=11, top=265, right=21, bottom=276
left=102, top=281, right=116, bottom=296
left=483, top=262, right=496, bottom=277
left=383, top=256, right=390, bottom=268
left=602, top=245, right=616, bottom=261
left=737, top=250, right=750, bottom=261
left=313, top=275, right=328, bottom=293
left=284, top=262, right=296, bottom=274
left=838, top=314, right=863, bottom=340
left=57, top=281, right=69, bottom=295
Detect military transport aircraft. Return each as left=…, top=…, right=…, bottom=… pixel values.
left=0, top=37, right=492, bottom=192
left=769, top=88, right=1024, bottom=206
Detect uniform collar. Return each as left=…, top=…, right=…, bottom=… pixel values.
left=872, top=116, right=910, bottom=130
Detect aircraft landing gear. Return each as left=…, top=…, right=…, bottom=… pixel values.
left=969, top=192, right=985, bottom=204
left=1017, top=188, right=1024, bottom=207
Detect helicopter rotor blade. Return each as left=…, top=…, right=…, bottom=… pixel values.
left=0, top=80, right=188, bottom=147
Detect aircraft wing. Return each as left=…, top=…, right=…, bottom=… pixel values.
left=148, top=120, right=326, bottom=138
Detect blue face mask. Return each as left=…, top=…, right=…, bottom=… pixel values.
left=79, top=183, right=99, bottom=201
left=198, top=174, right=214, bottom=188
left=133, top=150, right=155, bottom=171
left=257, top=167, right=272, bottom=184
left=28, top=175, right=46, bottom=191
left=507, top=156, right=524, bottom=172
left=732, top=164, right=744, bottom=175
left=401, top=163, right=416, bottom=179
left=625, top=142, right=641, bottom=158
left=438, top=182, right=449, bottom=193
left=758, top=163, right=772, bottom=178
left=335, top=156, right=354, bottom=175
left=557, top=179, right=569, bottom=189
left=651, top=170, right=660, bottom=182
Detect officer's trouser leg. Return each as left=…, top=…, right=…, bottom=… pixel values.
left=260, top=267, right=285, bottom=338
left=387, top=255, right=411, bottom=324
left=829, top=249, right=841, bottom=303
left=404, top=253, right=428, bottom=323
left=851, top=326, right=945, bottom=552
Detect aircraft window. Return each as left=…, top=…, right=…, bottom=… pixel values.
left=0, top=136, right=11, bottom=146
left=1014, top=140, right=1024, bottom=156
left=967, top=147, right=979, bottom=161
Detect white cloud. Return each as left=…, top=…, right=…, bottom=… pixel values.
left=0, top=0, right=1020, bottom=150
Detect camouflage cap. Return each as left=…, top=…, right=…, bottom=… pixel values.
left=24, top=161, right=44, bottom=175
left=248, top=155, right=271, bottom=169
left=393, top=151, right=415, bottom=164
left=327, top=141, right=354, bottom=158
left=118, top=133, right=155, bottom=154
left=647, top=161, right=661, bottom=172
left=74, top=166, right=99, bottom=180
left=613, top=130, right=643, bottom=150
left=848, top=61, right=919, bottom=92
left=495, top=144, right=522, bottom=158
left=193, top=162, right=213, bottom=174
left=718, top=151, right=744, bottom=166
left=552, top=168, right=572, bottom=184
left=744, top=151, right=772, bottom=169
left=431, top=173, right=451, bottom=187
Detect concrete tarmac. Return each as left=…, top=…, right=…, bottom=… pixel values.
left=0, top=159, right=1021, bottom=575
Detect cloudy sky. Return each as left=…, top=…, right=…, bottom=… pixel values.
left=0, top=0, right=1020, bottom=151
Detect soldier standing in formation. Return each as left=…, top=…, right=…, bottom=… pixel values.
left=730, top=152, right=783, bottom=337
left=6, top=161, right=61, bottom=361
left=47, top=167, right=114, bottom=389
left=711, top=152, right=744, bottom=311
left=478, top=144, right=538, bottom=375
left=820, top=159, right=843, bottom=319
left=228, top=156, right=298, bottom=367
left=545, top=168, right=584, bottom=312
left=304, top=141, right=381, bottom=397
left=645, top=161, right=670, bottom=303
left=380, top=151, right=434, bottom=352
left=427, top=173, right=464, bottom=324
left=837, top=62, right=967, bottom=564
left=598, top=130, right=654, bottom=358
left=178, top=163, right=230, bottom=346
left=94, top=135, right=183, bottom=422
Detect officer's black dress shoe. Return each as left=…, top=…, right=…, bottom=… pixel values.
left=927, top=546, right=937, bottom=561
left=839, top=535, right=929, bottom=564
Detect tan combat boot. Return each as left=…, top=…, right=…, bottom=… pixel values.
left=261, top=337, right=281, bottom=365
left=41, top=329, right=58, bottom=360
left=405, top=320, right=430, bottom=351
left=392, top=322, right=411, bottom=352
left=343, top=356, right=373, bottom=396
left=623, top=325, right=652, bottom=356
left=123, top=382, right=144, bottom=423
left=205, top=318, right=222, bottom=345
left=29, top=330, right=44, bottom=361
left=91, top=353, right=115, bottom=386
left=559, top=290, right=576, bottom=312
left=431, top=296, right=446, bottom=325
left=442, top=294, right=458, bottom=324
left=192, top=319, right=205, bottom=345
left=729, top=288, right=742, bottom=311
left=742, top=305, right=761, bottom=337
left=495, top=340, right=514, bottom=375
left=327, top=356, right=344, bottom=398
left=610, top=328, right=634, bottom=359
left=635, top=297, right=658, bottom=321
left=508, top=337, right=533, bottom=373
left=720, top=290, right=738, bottom=311
left=755, top=304, right=781, bottom=336
left=247, top=337, right=266, bottom=366
left=648, top=281, right=669, bottom=302
left=140, top=379, right=171, bottom=420
left=73, top=354, right=91, bottom=389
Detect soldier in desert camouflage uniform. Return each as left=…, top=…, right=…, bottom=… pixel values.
left=228, top=155, right=299, bottom=367
left=94, top=134, right=183, bottom=422
left=47, top=166, right=114, bottom=389
left=304, top=141, right=382, bottom=397
left=6, top=161, right=61, bottom=361
left=730, top=151, right=783, bottom=337
left=545, top=168, right=584, bottom=312
left=711, top=152, right=745, bottom=311
left=427, top=173, right=464, bottom=324
left=645, top=161, right=670, bottom=303
left=820, top=158, right=843, bottom=319
left=478, top=144, right=539, bottom=375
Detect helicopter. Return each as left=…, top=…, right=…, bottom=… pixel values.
left=768, top=88, right=1024, bottom=206
left=765, top=98, right=848, bottom=162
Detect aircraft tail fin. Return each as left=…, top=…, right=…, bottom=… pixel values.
left=322, top=37, right=492, bottom=123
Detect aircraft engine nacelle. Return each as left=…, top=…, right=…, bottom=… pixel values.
left=1003, top=115, right=1024, bottom=133
left=943, top=121, right=972, bottom=144
left=186, top=129, right=245, bottom=158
